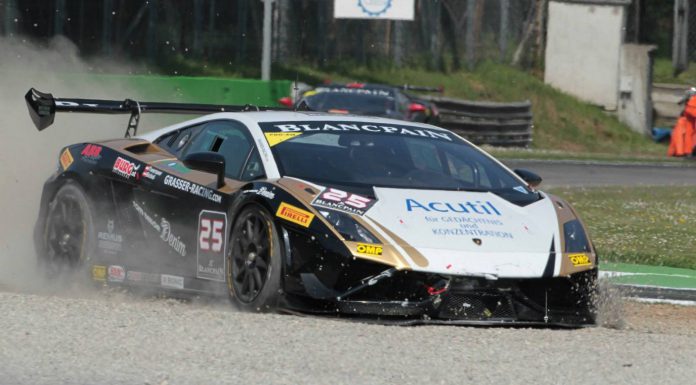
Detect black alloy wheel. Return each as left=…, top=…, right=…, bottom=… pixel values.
left=42, top=182, right=95, bottom=276
left=227, top=205, right=282, bottom=311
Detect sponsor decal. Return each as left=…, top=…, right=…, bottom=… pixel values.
left=141, top=165, right=163, bottom=181
left=126, top=270, right=160, bottom=283
left=132, top=201, right=186, bottom=256
left=161, top=274, right=184, bottom=290
left=163, top=174, right=222, bottom=204
left=405, top=199, right=501, bottom=216
left=569, top=253, right=592, bottom=267
left=160, top=218, right=187, bottom=257
left=197, top=210, right=227, bottom=281
left=164, top=161, right=190, bottom=174
left=92, top=265, right=106, bottom=281
left=255, top=138, right=271, bottom=161
left=59, top=148, right=73, bottom=170
left=312, top=187, right=375, bottom=216
left=97, top=219, right=123, bottom=254
left=431, top=228, right=513, bottom=239
left=80, top=144, right=102, bottom=164
left=245, top=186, right=276, bottom=199
left=412, top=202, right=513, bottom=240
left=107, top=265, right=125, bottom=282
left=276, top=202, right=314, bottom=227
left=112, top=156, right=141, bottom=180
left=258, top=121, right=452, bottom=142
left=132, top=201, right=161, bottom=232
left=356, top=243, right=383, bottom=256
left=264, top=132, right=302, bottom=147
left=313, top=86, right=392, bottom=97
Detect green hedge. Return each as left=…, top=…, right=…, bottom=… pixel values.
left=60, top=74, right=292, bottom=106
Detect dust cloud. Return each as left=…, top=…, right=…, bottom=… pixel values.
left=0, top=36, right=169, bottom=291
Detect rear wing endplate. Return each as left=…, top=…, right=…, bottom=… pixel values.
left=25, top=88, right=287, bottom=138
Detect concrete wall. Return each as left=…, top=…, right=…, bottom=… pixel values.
left=544, top=1, right=627, bottom=110
left=618, top=44, right=656, bottom=134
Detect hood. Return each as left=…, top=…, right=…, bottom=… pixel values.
left=364, top=188, right=561, bottom=278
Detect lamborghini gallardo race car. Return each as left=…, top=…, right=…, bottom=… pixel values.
left=280, top=82, right=440, bottom=124
left=27, top=88, right=597, bottom=326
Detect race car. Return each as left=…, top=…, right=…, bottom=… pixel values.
left=26, top=88, right=597, bottom=326
left=280, top=82, right=440, bottom=124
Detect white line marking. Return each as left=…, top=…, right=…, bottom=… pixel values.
left=630, top=297, right=696, bottom=307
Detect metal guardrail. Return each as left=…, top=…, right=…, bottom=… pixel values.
left=424, top=96, right=533, bottom=147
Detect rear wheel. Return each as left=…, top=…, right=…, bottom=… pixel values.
left=40, top=181, right=95, bottom=277
left=226, top=205, right=282, bottom=311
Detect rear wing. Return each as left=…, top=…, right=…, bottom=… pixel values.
left=25, top=88, right=287, bottom=138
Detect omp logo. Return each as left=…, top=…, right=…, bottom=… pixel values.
left=59, top=148, right=73, bottom=170
left=356, top=243, right=383, bottom=256
left=276, top=203, right=314, bottom=228
left=569, top=253, right=592, bottom=267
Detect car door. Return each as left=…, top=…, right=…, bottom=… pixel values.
left=131, top=119, right=265, bottom=289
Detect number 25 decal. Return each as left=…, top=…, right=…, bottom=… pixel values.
left=199, top=218, right=224, bottom=252
left=321, top=188, right=372, bottom=209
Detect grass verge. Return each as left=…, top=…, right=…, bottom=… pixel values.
left=548, top=186, right=696, bottom=270
left=653, top=57, right=696, bottom=85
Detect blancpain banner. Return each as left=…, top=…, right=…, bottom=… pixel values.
left=334, top=0, right=415, bottom=20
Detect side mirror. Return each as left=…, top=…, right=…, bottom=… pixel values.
left=514, top=168, right=542, bottom=188
left=183, top=152, right=226, bottom=188
left=278, top=96, right=293, bottom=107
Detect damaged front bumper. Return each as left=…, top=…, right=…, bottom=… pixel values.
left=284, top=267, right=598, bottom=327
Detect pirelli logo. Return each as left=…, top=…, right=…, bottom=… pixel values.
left=276, top=202, right=314, bottom=228
left=569, top=253, right=592, bottom=267
left=60, top=148, right=74, bottom=170
left=356, top=243, right=383, bottom=256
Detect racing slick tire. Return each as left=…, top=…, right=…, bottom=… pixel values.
left=226, top=205, right=282, bottom=312
left=39, top=181, right=96, bottom=278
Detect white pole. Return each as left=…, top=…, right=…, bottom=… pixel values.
left=261, top=0, right=273, bottom=81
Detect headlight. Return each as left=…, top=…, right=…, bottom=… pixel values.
left=319, top=209, right=380, bottom=244
left=563, top=219, right=591, bottom=253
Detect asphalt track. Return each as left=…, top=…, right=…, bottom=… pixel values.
left=504, top=159, right=696, bottom=187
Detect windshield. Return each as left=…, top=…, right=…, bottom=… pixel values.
left=261, top=121, right=539, bottom=205
left=302, top=92, right=395, bottom=115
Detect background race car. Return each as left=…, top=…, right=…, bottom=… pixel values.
left=280, top=82, right=441, bottom=124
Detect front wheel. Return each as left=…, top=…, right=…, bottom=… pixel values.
left=226, top=205, right=282, bottom=312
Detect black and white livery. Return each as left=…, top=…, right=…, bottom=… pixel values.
left=27, top=88, right=597, bottom=326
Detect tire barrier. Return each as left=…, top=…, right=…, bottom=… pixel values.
left=424, top=96, right=534, bottom=147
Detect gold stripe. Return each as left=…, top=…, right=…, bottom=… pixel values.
left=370, top=221, right=429, bottom=268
